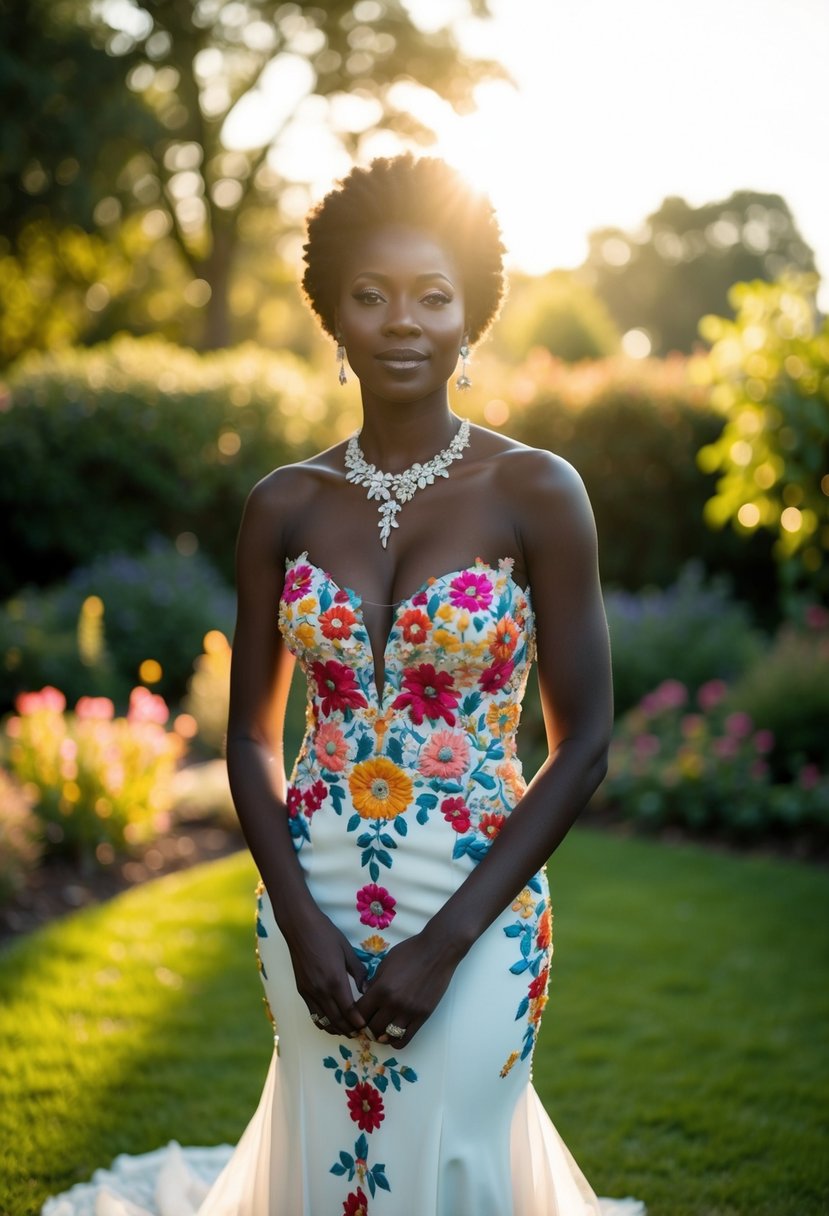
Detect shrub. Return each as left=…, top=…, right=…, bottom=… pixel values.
left=0, top=769, right=43, bottom=903
left=2, top=684, right=187, bottom=866
left=598, top=677, right=829, bottom=838
left=604, top=563, right=765, bottom=715
left=469, top=351, right=778, bottom=616
left=0, top=335, right=337, bottom=596
left=182, top=629, right=232, bottom=756
left=725, top=609, right=829, bottom=780
left=0, top=537, right=234, bottom=712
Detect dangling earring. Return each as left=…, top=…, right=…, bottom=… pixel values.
left=456, top=340, right=471, bottom=390
left=336, top=341, right=347, bottom=386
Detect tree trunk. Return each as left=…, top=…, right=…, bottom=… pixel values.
left=200, top=225, right=235, bottom=350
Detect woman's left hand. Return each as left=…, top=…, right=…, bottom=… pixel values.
left=354, top=930, right=460, bottom=1047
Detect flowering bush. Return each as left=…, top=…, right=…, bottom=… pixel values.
left=599, top=677, right=829, bottom=837
left=182, top=629, right=231, bottom=756
left=2, top=685, right=187, bottom=865
left=0, top=769, right=43, bottom=902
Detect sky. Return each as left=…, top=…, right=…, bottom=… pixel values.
left=405, top=0, right=829, bottom=302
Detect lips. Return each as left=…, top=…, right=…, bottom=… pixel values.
left=376, top=348, right=428, bottom=369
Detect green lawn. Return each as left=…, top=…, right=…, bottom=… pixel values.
left=1, top=830, right=826, bottom=1216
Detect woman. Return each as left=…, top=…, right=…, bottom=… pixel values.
left=42, top=156, right=643, bottom=1216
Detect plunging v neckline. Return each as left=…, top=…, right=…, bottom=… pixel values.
left=284, top=552, right=533, bottom=710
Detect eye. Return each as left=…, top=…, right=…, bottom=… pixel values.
left=353, top=288, right=385, bottom=305
left=422, top=291, right=452, bottom=306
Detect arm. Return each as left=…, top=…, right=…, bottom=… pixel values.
left=226, top=475, right=367, bottom=1036
left=358, top=451, right=613, bottom=1043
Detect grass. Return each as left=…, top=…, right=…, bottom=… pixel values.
left=0, top=830, right=827, bottom=1216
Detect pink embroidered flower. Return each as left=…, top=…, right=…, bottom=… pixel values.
left=449, top=570, right=494, bottom=611
left=343, top=1188, right=369, bottom=1216
left=418, top=730, right=470, bottom=779
left=356, top=883, right=397, bottom=929
left=440, top=796, right=471, bottom=833
left=411, top=591, right=428, bottom=607
left=346, top=1081, right=386, bottom=1132
left=478, top=659, right=514, bottom=693
left=311, top=659, right=368, bottom=716
left=74, top=696, right=115, bottom=721
left=391, top=663, right=459, bottom=726
left=334, top=588, right=352, bottom=604
left=319, top=604, right=358, bottom=640
left=282, top=563, right=314, bottom=603
left=479, top=812, right=505, bottom=839
left=314, top=722, right=348, bottom=771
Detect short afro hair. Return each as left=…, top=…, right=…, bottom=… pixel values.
left=302, top=153, right=507, bottom=346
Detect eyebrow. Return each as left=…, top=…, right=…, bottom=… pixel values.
left=349, top=272, right=455, bottom=287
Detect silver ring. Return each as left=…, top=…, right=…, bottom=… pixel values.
left=310, top=1013, right=320, bottom=1024
left=318, top=1015, right=331, bottom=1029
left=385, top=1022, right=405, bottom=1039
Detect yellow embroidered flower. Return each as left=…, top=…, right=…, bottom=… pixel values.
left=432, top=628, right=461, bottom=652
left=456, top=611, right=470, bottom=632
left=487, top=703, right=521, bottom=736
left=511, top=889, right=536, bottom=919
left=294, top=622, right=316, bottom=649
left=453, top=661, right=481, bottom=688
left=461, top=639, right=489, bottom=658
left=360, top=934, right=389, bottom=953
left=349, top=756, right=412, bottom=819
left=436, top=602, right=456, bottom=622
left=500, top=1051, right=520, bottom=1078
left=529, top=993, right=548, bottom=1024
left=297, top=595, right=318, bottom=614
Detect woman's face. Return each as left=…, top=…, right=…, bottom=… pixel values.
left=335, top=224, right=467, bottom=407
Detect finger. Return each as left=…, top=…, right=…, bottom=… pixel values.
left=343, top=943, right=369, bottom=994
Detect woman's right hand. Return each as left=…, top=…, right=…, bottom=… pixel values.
left=283, top=907, right=368, bottom=1038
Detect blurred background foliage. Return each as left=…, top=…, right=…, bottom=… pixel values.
left=0, top=0, right=827, bottom=879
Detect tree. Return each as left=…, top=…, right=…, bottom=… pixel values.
left=582, top=191, right=817, bottom=356
left=697, top=275, right=829, bottom=606
left=59, top=0, right=500, bottom=349
left=492, top=270, right=619, bottom=363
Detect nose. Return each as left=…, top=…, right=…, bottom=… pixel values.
left=382, top=296, right=421, bottom=336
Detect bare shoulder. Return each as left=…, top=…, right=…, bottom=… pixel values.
left=243, top=440, right=348, bottom=528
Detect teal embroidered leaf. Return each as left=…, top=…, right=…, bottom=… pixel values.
left=355, top=734, right=373, bottom=762
left=471, top=770, right=497, bottom=790
left=347, top=814, right=361, bottom=832
left=510, top=958, right=530, bottom=974
left=386, top=737, right=404, bottom=764
left=515, top=996, right=530, bottom=1020
left=393, top=816, right=408, bottom=836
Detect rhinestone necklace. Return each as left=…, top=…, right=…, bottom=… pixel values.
left=345, top=417, right=471, bottom=548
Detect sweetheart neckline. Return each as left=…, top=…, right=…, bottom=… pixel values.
left=282, top=552, right=535, bottom=710
left=283, top=551, right=533, bottom=614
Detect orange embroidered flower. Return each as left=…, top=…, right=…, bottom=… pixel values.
left=486, top=702, right=520, bottom=736
left=479, top=812, right=506, bottom=839
left=432, top=627, right=461, bottom=653
left=398, top=608, right=431, bottom=645
left=360, top=934, right=389, bottom=954
left=489, top=615, right=520, bottom=661
left=511, top=888, right=536, bottom=919
left=349, top=756, right=412, bottom=819
left=313, top=722, right=348, bottom=772
left=500, top=1050, right=520, bottom=1078
left=536, top=906, right=552, bottom=951
left=319, top=604, right=358, bottom=640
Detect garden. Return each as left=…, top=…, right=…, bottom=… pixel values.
left=2, top=2, right=828, bottom=1212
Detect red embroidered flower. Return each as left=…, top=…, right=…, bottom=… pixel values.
left=334, top=588, right=352, bottom=604
left=282, top=563, right=313, bottom=603
left=528, top=967, right=549, bottom=999
left=398, top=607, right=432, bottom=645
left=346, top=1081, right=386, bottom=1132
left=449, top=570, right=493, bottom=611
left=440, top=796, right=471, bottom=833
left=311, top=659, right=368, bottom=716
left=304, top=779, right=328, bottom=816
left=343, top=1187, right=369, bottom=1216
left=536, top=907, right=552, bottom=950
left=286, top=786, right=302, bottom=818
left=478, top=659, right=514, bottom=693
left=479, top=812, right=505, bottom=839
left=319, top=604, right=359, bottom=640
left=356, top=883, right=397, bottom=929
left=411, top=591, right=428, bottom=606
left=391, top=663, right=459, bottom=726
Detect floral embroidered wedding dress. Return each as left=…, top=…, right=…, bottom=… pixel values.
left=42, top=554, right=644, bottom=1216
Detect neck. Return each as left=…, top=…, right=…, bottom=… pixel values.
left=356, top=396, right=460, bottom=472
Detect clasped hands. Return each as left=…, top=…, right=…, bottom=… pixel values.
left=290, top=912, right=459, bottom=1049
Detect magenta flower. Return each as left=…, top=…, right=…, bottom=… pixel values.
left=478, top=659, right=514, bottom=693
left=449, top=571, right=494, bottom=612
left=418, top=730, right=470, bottom=779
left=724, top=711, right=753, bottom=739
left=391, top=663, right=459, bottom=726
left=753, top=729, right=775, bottom=754
left=356, top=883, right=397, bottom=929
left=282, top=563, right=314, bottom=603
left=697, top=679, right=728, bottom=712
left=440, top=796, right=471, bottom=833
left=311, top=659, right=368, bottom=716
